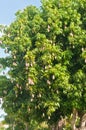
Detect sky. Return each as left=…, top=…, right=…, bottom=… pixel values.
left=0, top=0, right=41, bottom=25
left=0, top=0, right=41, bottom=121
left=0, top=0, right=41, bottom=57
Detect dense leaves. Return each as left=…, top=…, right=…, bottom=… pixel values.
left=0, top=0, right=86, bottom=129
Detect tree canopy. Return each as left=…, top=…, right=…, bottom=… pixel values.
left=0, top=0, right=86, bottom=129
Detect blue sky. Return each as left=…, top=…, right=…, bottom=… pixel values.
left=0, top=0, right=41, bottom=121
left=0, top=0, right=41, bottom=57
left=0, top=0, right=41, bottom=25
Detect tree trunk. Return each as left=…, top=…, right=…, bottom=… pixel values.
left=51, top=112, right=86, bottom=130
left=70, top=111, right=86, bottom=130
left=25, top=123, right=29, bottom=130
left=80, top=114, right=86, bottom=130
left=51, top=118, right=65, bottom=130
left=71, top=109, right=78, bottom=130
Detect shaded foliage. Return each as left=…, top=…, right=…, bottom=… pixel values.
left=0, top=0, right=86, bottom=129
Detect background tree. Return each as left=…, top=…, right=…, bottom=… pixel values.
left=0, top=0, right=86, bottom=130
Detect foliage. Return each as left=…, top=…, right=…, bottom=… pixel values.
left=0, top=0, right=86, bottom=129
